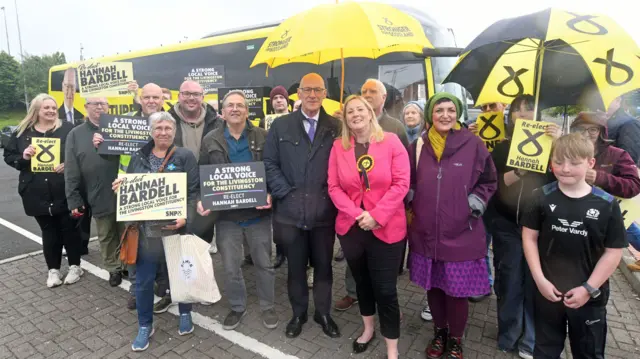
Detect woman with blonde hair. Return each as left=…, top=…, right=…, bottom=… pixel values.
left=328, top=95, right=410, bottom=359
left=3, top=94, right=82, bottom=287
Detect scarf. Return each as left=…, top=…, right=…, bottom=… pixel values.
left=427, top=122, right=461, bottom=162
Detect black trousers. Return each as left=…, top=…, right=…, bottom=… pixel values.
left=190, top=213, right=215, bottom=243
left=339, top=225, right=404, bottom=339
left=534, top=288, right=608, bottom=359
left=279, top=222, right=335, bottom=316
left=35, top=214, right=82, bottom=270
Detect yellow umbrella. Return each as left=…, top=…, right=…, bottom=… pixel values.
left=250, top=1, right=433, bottom=104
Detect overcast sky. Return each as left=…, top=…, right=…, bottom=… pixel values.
left=0, top=0, right=637, bottom=62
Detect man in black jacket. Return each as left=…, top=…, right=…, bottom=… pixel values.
left=168, top=80, right=223, bottom=250
left=264, top=73, right=341, bottom=339
left=197, top=90, right=277, bottom=331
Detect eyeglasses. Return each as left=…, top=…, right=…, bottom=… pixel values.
left=152, top=126, right=174, bottom=133
left=86, top=102, right=108, bottom=107
left=480, top=103, right=499, bottom=112
left=225, top=103, right=247, bottom=110
left=299, top=87, right=326, bottom=95
left=571, top=126, right=600, bottom=135
left=180, top=91, right=203, bottom=98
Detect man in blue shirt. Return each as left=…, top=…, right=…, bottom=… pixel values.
left=197, top=90, right=276, bottom=331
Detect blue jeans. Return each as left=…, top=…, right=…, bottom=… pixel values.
left=136, top=233, right=191, bottom=327
left=486, top=233, right=494, bottom=287
left=627, top=222, right=640, bottom=251
left=491, top=214, right=535, bottom=355
left=482, top=214, right=494, bottom=287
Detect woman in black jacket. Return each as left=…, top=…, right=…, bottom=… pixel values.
left=3, top=94, right=83, bottom=288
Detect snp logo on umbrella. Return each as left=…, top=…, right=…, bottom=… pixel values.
left=377, top=17, right=414, bottom=38
left=266, top=30, right=292, bottom=52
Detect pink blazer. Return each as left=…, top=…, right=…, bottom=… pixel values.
left=328, top=132, right=410, bottom=244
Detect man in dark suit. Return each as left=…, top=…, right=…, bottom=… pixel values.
left=58, top=68, right=84, bottom=124
left=263, top=73, right=341, bottom=339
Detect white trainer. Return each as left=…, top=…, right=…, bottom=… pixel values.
left=421, top=305, right=433, bottom=321
left=47, top=269, right=63, bottom=288
left=209, top=242, right=218, bottom=254
left=64, top=265, right=84, bottom=285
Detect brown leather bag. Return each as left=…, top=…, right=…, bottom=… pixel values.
left=118, top=147, right=177, bottom=265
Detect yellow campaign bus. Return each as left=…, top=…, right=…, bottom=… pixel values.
left=48, top=5, right=466, bottom=124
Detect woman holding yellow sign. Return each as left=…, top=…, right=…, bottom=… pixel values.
left=112, top=112, right=200, bottom=352
left=3, top=94, right=82, bottom=288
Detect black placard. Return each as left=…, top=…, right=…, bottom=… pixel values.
left=217, top=87, right=266, bottom=124
left=199, top=162, right=268, bottom=211
left=97, top=114, right=151, bottom=155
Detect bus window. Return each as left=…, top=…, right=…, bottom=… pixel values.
left=378, top=63, right=426, bottom=118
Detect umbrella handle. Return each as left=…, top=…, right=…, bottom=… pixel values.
left=533, top=43, right=545, bottom=121
left=340, top=48, right=345, bottom=106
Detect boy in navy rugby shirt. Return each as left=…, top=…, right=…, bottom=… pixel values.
left=521, top=133, right=627, bottom=359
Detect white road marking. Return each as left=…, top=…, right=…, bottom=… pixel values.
left=0, top=217, right=299, bottom=359
left=0, top=249, right=44, bottom=265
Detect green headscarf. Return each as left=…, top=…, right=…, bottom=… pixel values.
left=424, top=92, right=463, bottom=126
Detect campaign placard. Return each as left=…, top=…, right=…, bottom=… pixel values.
left=506, top=119, right=554, bottom=174
left=31, top=137, right=60, bottom=172
left=200, top=162, right=268, bottom=211
left=263, top=113, right=285, bottom=131
left=98, top=114, right=151, bottom=155
left=78, top=61, right=134, bottom=98
left=117, top=173, right=187, bottom=222
left=184, top=66, right=225, bottom=94
left=617, top=196, right=640, bottom=229
left=218, top=87, right=266, bottom=124
left=476, top=111, right=505, bottom=152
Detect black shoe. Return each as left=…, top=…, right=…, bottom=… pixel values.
left=313, top=313, right=341, bottom=338
left=244, top=255, right=254, bottom=266
left=353, top=332, right=376, bottom=354
left=121, top=270, right=129, bottom=279
left=273, top=253, right=286, bottom=269
left=108, top=272, right=122, bottom=287
left=127, top=294, right=136, bottom=310
left=285, top=314, right=307, bottom=338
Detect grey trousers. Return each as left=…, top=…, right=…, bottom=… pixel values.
left=216, top=218, right=275, bottom=312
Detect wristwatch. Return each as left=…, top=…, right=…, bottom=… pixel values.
left=582, top=282, right=601, bottom=299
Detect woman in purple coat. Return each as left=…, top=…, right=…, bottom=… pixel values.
left=408, top=92, right=497, bottom=359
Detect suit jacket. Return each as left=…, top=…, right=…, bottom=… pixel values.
left=263, top=107, right=341, bottom=228
left=58, top=105, right=84, bottom=126
left=328, top=133, right=410, bottom=243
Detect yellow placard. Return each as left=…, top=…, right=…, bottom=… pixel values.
left=31, top=138, right=60, bottom=172
left=117, top=173, right=187, bottom=222
left=476, top=111, right=505, bottom=152
left=506, top=119, right=553, bottom=174
left=78, top=61, right=134, bottom=98
left=617, top=196, right=640, bottom=229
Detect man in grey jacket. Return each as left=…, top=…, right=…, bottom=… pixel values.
left=65, top=97, right=124, bottom=289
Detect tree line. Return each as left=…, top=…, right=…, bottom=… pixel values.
left=0, top=51, right=66, bottom=112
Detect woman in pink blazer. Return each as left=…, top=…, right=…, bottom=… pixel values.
left=328, top=95, right=410, bottom=359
